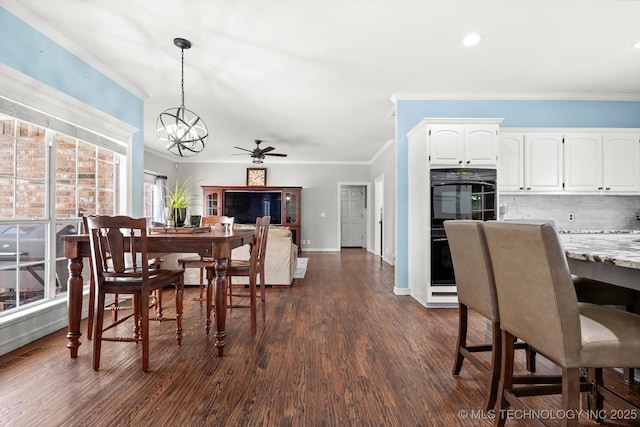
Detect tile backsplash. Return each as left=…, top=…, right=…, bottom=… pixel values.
left=499, top=194, right=640, bottom=231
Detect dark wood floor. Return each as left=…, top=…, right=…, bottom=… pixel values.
left=2, top=249, right=640, bottom=426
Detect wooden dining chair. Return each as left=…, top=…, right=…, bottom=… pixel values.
left=444, top=220, right=535, bottom=411
left=484, top=221, right=640, bottom=426
left=178, top=216, right=234, bottom=306
left=84, top=216, right=164, bottom=340
left=87, top=215, right=184, bottom=372
left=205, top=216, right=270, bottom=335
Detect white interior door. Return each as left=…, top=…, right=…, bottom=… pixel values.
left=340, top=186, right=365, bottom=247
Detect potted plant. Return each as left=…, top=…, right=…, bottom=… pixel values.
left=166, top=176, right=199, bottom=227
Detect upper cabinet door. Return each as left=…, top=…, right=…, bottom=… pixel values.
left=428, top=124, right=498, bottom=166
left=465, top=126, right=498, bottom=165
left=498, top=133, right=524, bottom=192
left=564, top=133, right=603, bottom=192
left=603, top=133, right=640, bottom=193
left=525, top=133, right=564, bottom=192
left=428, top=125, right=464, bottom=165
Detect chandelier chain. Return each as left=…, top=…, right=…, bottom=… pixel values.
left=180, top=47, right=185, bottom=108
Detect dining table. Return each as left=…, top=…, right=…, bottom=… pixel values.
left=61, top=227, right=254, bottom=358
left=560, top=231, right=640, bottom=292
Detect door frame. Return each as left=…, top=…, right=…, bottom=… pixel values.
left=337, top=182, right=372, bottom=252
left=374, top=174, right=384, bottom=257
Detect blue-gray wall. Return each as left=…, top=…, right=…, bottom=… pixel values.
left=0, top=7, right=145, bottom=215
left=395, top=99, right=640, bottom=290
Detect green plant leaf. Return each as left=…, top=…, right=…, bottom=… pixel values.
left=165, top=175, right=200, bottom=211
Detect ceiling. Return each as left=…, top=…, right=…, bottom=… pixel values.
left=6, top=0, right=640, bottom=164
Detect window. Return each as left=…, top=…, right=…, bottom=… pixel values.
left=143, top=173, right=167, bottom=225
left=0, top=114, right=122, bottom=314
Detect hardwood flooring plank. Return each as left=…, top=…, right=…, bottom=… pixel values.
left=2, top=249, right=640, bottom=426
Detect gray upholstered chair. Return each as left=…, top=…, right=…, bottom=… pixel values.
left=444, top=220, right=535, bottom=411
left=484, top=221, right=640, bottom=426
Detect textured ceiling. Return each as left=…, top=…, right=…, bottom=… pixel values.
left=7, top=0, right=640, bottom=163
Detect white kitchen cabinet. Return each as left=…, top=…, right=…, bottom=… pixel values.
left=525, top=133, right=564, bottom=192
left=429, top=121, right=500, bottom=166
left=602, top=133, right=640, bottom=193
left=500, top=130, right=640, bottom=195
left=564, top=133, right=603, bottom=192
left=563, top=132, right=640, bottom=193
left=499, top=132, right=563, bottom=193
left=498, top=133, right=524, bottom=192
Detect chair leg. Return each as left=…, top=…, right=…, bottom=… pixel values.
left=526, top=345, right=537, bottom=373
left=155, top=288, right=163, bottom=320
left=87, top=269, right=95, bottom=340
left=205, top=276, right=213, bottom=335
left=494, top=329, right=515, bottom=427
left=561, top=367, right=581, bottom=427
left=198, top=267, right=204, bottom=307
left=260, top=269, right=266, bottom=323
left=139, top=291, right=149, bottom=372
left=486, top=320, right=501, bottom=412
left=111, top=293, right=119, bottom=324
left=250, top=273, right=257, bottom=335
left=175, top=278, right=184, bottom=346
left=133, top=295, right=141, bottom=341
left=452, top=303, right=468, bottom=376
left=592, top=367, right=605, bottom=421
left=92, top=290, right=106, bottom=371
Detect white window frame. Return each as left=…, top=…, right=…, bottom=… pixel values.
left=0, top=64, right=137, bottom=355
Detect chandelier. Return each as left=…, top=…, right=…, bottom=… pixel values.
left=156, top=38, right=208, bottom=157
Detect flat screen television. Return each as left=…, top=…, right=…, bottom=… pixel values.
left=223, top=191, right=282, bottom=224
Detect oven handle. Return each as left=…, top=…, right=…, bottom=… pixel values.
left=432, top=181, right=496, bottom=187
left=432, top=237, right=448, bottom=242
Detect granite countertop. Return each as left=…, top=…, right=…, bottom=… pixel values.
left=560, top=233, right=640, bottom=269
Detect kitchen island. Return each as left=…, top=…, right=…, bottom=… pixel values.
left=560, top=232, right=640, bottom=292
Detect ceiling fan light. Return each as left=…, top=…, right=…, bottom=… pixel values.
left=156, top=38, right=208, bottom=157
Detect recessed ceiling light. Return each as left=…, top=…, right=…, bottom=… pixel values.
left=633, top=40, right=640, bottom=49
left=462, top=33, right=484, bottom=46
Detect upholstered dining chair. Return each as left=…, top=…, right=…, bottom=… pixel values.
left=205, top=216, right=270, bottom=335
left=444, top=220, right=535, bottom=411
left=178, top=215, right=234, bottom=306
left=484, top=221, right=640, bottom=426
left=87, top=215, right=184, bottom=372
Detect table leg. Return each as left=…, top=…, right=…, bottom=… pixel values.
left=66, top=256, right=84, bottom=358
left=213, top=257, right=228, bottom=357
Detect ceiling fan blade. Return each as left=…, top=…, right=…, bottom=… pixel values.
left=233, top=146, right=253, bottom=153
left=261, top=146, right=276, bottom=153
left=264, top=153, right=288, bottom=157
left=231, top=153, right=251, bottom=156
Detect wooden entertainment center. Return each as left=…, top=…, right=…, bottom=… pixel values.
left=201, top=186, right=302, bottom=248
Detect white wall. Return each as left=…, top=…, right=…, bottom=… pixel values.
left=370, top=140, right=396, bottom=264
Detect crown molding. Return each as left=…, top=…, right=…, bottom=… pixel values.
left=391, top=92, right=640, bottom=102
left=370, top=138, right=395, bottom=164
left=1, top=0, right=147, bottom=99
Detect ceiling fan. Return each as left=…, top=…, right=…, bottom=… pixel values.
left=233, top=139, right=288, bottom=164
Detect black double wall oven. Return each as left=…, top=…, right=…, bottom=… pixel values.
left=430, top=168, right=497, bottom=287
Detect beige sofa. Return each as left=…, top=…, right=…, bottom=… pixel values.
left=230, top=225, right=298, bottom=287
left=164, top=225, right=298, bottom=287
